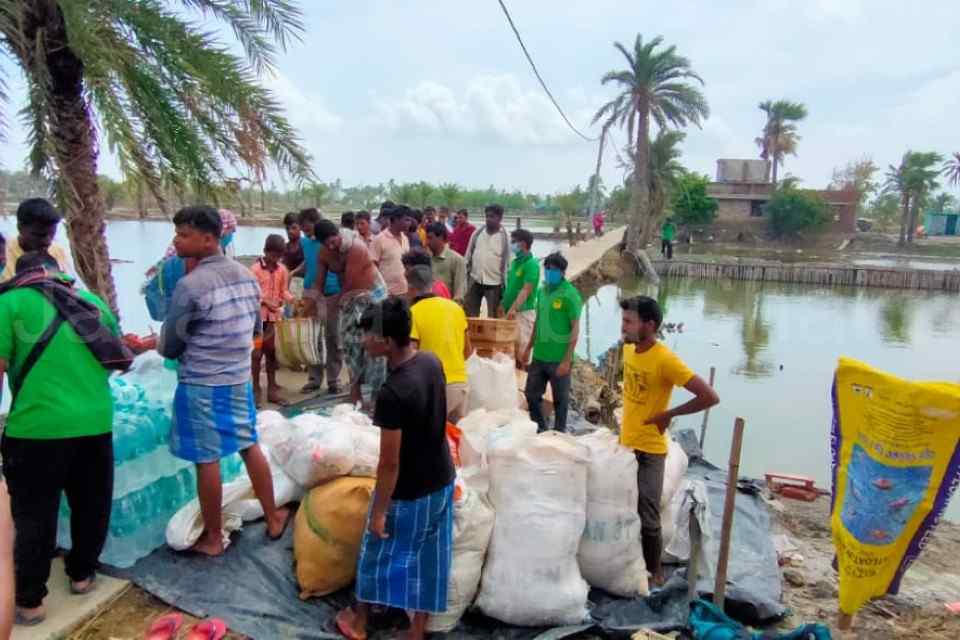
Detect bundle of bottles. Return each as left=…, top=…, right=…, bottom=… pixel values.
left=57, top=354, right=243, bottom=568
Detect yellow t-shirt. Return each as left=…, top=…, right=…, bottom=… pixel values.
left=410, top=296, right=468, bottom=384
left=1, top=238, right=75, bottom=282
left=620, top=341, right=695, bottom=454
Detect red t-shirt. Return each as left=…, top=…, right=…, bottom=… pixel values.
left=432, top=280, right=451, bottom=299
left=448, top=223, right=476, bottom=256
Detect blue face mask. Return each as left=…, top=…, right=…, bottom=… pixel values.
left=511, top=242, right=523, bottom=256
left=545, top=268, right=563, bottom=286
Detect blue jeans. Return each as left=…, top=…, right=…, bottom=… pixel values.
left=524, top=359, right=571, bottom=433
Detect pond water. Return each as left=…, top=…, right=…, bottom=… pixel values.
left=575, top=276, right=960, bottom=520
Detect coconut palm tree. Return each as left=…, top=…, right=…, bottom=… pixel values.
left=646, top=129, right=686, bottom=239
left=884, top=151, right=942, bottom=245
left=0, top=1, right=313, bottom=311
left=945, top=152, right=960, bottom=187
left=756, top=100, right=808, bottom=186
left=592, top=34, right=709, bottom=255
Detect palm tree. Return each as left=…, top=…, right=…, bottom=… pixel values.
left=756, top=100, right=808, bottom=186
left=884, top=151, right=942, bottom=245
left=945, top=152, right=960, bottom=188
left=932, top=193, right=956, bottom=214
left=592, top=34, right=709, bottom=254
left=645, top=129, right=686, bottom=240
left=438, top=183, right=462, bottom=208
left=0, top=1, right=312, bottom=311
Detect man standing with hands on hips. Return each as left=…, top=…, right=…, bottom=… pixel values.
left=618, top=295, right=718, bottom=586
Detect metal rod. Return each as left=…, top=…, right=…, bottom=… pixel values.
left=713, top=417, right=745, bottom=611
left=698, top=366, right=717, bottom=449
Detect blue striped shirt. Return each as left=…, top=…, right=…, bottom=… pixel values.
left=159, top=255, right=260, bottom=386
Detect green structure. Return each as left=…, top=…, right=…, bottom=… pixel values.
left=923, top=211, right=959, bottom=236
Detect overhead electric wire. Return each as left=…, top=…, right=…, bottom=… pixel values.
left=496, top=0, right=598, bottom=142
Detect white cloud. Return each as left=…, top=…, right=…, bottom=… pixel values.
left=263, top=71, right=343, bottom=133
left=376, top=74, right=599, bottom=146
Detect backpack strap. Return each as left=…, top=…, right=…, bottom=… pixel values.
left=9, top=312, right=65, bottom=411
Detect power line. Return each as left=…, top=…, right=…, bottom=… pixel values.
left=496, top=0, right=598, bottom=142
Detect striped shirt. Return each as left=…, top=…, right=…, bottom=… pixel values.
left=159, top=255, right=260, bottom=386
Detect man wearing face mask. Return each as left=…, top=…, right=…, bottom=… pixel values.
left=499, top=229, right=539, bottom=366
left=522, top=252, right=581, bottom=433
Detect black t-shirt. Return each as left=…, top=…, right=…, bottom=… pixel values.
left=373, top=351, right=455, bottom=501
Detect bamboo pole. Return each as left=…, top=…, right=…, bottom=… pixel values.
left=713, top=417, right=745, bottom=611
left=698, top=366, right=717, bottom=449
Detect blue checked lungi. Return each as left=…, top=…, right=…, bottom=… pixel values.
left=169, top=382, right=258, bottom=463
left=355, top=483, right=454, bottom=613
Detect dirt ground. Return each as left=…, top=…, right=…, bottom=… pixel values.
left=770, top=495, right=960, bottom=639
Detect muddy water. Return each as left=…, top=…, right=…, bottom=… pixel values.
left=576, top=276, right=960, bottom=520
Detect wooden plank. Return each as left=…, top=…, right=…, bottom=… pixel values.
left=714, top=417, right=746, bottom=611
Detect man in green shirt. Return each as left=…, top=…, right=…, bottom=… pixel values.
left=661, top=218, right=676, bottom=260
left=522, top=252, right=582, bottom=433
left=499, top=229, right=539, bottom=366
left=425, top=222, right=467, bottom=303
left=0, top=241, right=121, bottom=625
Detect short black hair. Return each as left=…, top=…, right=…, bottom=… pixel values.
left=16, top=250, right=59, bottom=274
left=543, top=251, right=568, bottom=272
left=17, top=198, right=62, bottom=227
left=401, top=248, right=432, bottom=268
left=264, top=234, right=286, bottom=253
left=511, top=228, right=534, bottom=248
left=380, top=200, right=396, bottom=215
left=314, top=219, right=339, bottom=243
left=411, top=209, right=424, bottom=223
left=388, top=205, right=409, bottom=221
left=341, top=211, right=355, bottom=229
left=358, top=296, right=412, bottom=347
left=424, top=206, right=436, bottom=215
left=620, top=295, right=663, bottom=329
left=282, top=212, right=299, bottom=227
left=356, top=210, right=371, bottom=222
left=438, top=206, right=450, bottom=214
left=426, top=222, right=448, bottom=239
left=457, top=208, right=469, bottom=217
left=173, top=205, right=222, bottom=238
left=484, top=203, right=504, bottom=218
left=298, top=208, right=321, bottom=225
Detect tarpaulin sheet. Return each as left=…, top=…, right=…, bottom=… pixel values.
left=108, top=430, right=784, bottom=638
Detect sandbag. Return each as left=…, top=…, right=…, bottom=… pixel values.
left=466, top=352, right=518, bottom=413
left=166, top=481, right=251, bottom=551
left=457, top=408, right=537, bottom=493
left=660, top=437, right=690, bottom=550
left=578, top=429, right=649, bottom=597
left=477, top=432, right=590, bottom=626
left=275, top=317, right=323, bottom=369
left=283, top=414, right=356, bottom=488
left=228, top=465, right=304, bottom=523
left=350, top=424, right=380, bottom=478
left=427, top=488, right=496, bottom=633
left=256, top=410, right=296, bottom=466
left=294, top=477, right=375, bottom=599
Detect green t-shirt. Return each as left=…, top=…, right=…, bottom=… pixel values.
left=662, top=222, right=676, bottom=241
left=502, top=253, right=540, bottom=313
left=0, top=286, right=119, bottom=439
left=532, top=279, right=583, bottom=363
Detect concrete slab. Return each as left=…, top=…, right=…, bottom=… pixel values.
left=12, top=558, right=129, bottom=640
left=561, top=226, right=625, bottom=281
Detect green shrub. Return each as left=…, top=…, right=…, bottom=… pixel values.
left=766, top=188, right=830, bottom=237
left=671, top=173, right=718, bottom=225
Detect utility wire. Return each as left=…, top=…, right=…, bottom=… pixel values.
left=496, top=0, right=598, bottom=142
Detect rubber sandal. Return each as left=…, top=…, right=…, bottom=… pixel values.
left=14, top=610, right=45, bottom=626
left=70, top=575, right=97, bottom=595
left=144, top=613, right=183, bottom=640
left=267, top=510, right=293, bottom=541
left=184, top=618, right=228, bottom=640
left=335, top=609, right=367, bottom=640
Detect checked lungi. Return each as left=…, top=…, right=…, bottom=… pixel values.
left=169, top=382, right=258, bottom=463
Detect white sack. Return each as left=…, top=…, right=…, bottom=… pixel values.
left=166, top=480, right=250, bottom=551
left=283, top=414, right=356, bottom=488
left=477, top=432, right=590, bottom=626
left=659, top=438, right=690, bottom=551
left=663, top=479, right=717, bottom=585
left=466, top=353, right=518, bottom=413
left=577, top=429, right=649, bottom=597
left=228, top=466, right=304, bottom=522
left=457, top=408, right=536, bottom=493
left=256, top=410, right=296, bottom=465
left=350, top=424, right=381, bottom=478
left=427, top=488, right=496, bottom=633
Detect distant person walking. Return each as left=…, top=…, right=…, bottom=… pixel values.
left=660, top=219, right=676, bottom=260
left=250, top=234, right=294, bottom=407
left=407, top=265, right=471, bottom=423
left=370, top=206, right=411, bottom=296
left=425, top=223, right=467, bottom=303
left=618, top=295, right=718, bottom=586
left=336, top=297, right=455, bottom=640
left=500, top=229, right=539, bottom=366
left=159, top=206, right=289, bottom=557
left=592, top=210, right=606, bottom=237
left=463, top=204, right=509, bottom=317
left=522, top=252, right=581, bottom=433
left=448, top=208, right=475, bottom=256
left=0, top=198, right=77, bottom=283
left=0, top=250, right=131, bottom=625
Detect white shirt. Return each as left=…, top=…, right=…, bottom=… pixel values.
left=470, top=228, right=507, bottom=286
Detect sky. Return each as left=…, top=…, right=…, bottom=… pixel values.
left=0, top=0, right=958, bottom=196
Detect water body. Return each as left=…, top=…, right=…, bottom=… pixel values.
left=576, top=276, right=960, bottom=520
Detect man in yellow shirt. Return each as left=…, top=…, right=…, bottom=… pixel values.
left=407, top=265, right=471, bottom=422
left=1, top=199, right=77, bottom=283
left=619, top=295, right=718, bottom=586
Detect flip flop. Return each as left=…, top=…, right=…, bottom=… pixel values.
left=14, top=610, right=45, bottom=627
left=144, top=613, right=183, bottom=640
left=335, top=609, right=367, bottom=640
left=267, top=509, right=293, bottom=541
left=184, top=618, right=228, bottom=640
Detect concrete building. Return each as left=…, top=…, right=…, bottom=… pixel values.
left=706, top=159, right=857, bottom=233
left=923, top=211, right=959, bottom=236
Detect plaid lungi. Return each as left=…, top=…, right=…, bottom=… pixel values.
left=340, top=286, right=387, bottom=396
left=169, top=382, right=258, bottom=463
left=355, top=483, right=454, bottom=613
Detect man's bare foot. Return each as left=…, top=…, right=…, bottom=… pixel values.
left=650, top=571, right=666, bottom=587
left=15, top=605, right=45, bottom=626
left=266, top=507, right=291, bottom=540
left=189, top=531, right=225, bottom=557
left=267, top=388, right=287, bottom=405
left=335, top=607, right=367, bottom=640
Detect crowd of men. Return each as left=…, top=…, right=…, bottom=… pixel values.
left=0, top=197, right=718, bottom=638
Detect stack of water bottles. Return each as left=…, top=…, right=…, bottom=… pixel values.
left=57, top=353, right=243, bottom=568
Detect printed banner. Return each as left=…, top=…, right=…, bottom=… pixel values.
left=830, top=357, right=960, bottom=615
